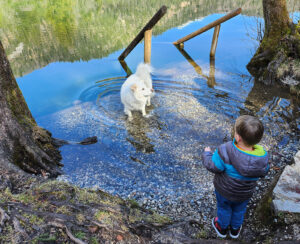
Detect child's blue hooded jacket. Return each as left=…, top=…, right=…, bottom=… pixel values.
left=202, top=141, right=269, bottom=202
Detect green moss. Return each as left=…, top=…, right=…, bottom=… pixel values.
left=195, top=229, right=208, bottom=239
left=90, top=237, right=99, bottom=244
left=75, top=187, right=99, bottom=203
left=76, top=213, right=85, bottom=224
left=35, top=233, right=57, bottom=242
left=256, top=195, right=274, bottom=225
left=22, top=213, right=44, bottom=225
left=15, top=192, right=35, bottom=204
left=127, top=199, right=139, bottom=209
left=74, top=231, right=86, bottom=240
left=128, top=208, right=171, bottom=225
left=147, top=212, right=172, bottom=224
left=36, top=181, right=73, bottom=201
left=95, top=210, right=113, bottom=225
left=5, top=86, right=35, bottom=128
left=0, top=225, right=14, bottom=242
left=255, top=173, right=282, bottom=226
left=56, top=205, right=70, bottom=215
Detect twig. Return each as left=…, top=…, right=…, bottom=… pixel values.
left=91, top=220, right=109, bottom=231
left=65, top=225, right=87, bottom=244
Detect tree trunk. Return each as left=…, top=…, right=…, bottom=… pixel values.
left=247, top=0, right=300, bottom=93
left=263, top=0, right=289, bottom=41
left=0, top=40, right=62, bottom=177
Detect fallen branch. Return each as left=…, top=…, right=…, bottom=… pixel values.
left=65, top=225, right=87, bottom=244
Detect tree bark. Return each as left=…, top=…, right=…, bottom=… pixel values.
left=247, top=0, right=300, bottom=92
left=262, top=0, right=289, bottom=40
left=0, top=40, right=62, bottom=177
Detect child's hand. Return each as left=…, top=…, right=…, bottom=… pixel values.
left=204, top=147, right=211, bottom=152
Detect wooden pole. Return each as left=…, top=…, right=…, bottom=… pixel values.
left=173, top=8, right=241, bottom=45
left=144, top=29, right=152, bottom=63
left=118, top=5, right=167, bottom=61
left=210, top=24, right=221, bottom=57
left=208, top=57, right=216, bottom=87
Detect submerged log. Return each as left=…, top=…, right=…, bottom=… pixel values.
left=0, top=40, right=62, bottom=177
left=53, top=136, right=98, bottom=147
left=247, top=0, right=300, bottom=94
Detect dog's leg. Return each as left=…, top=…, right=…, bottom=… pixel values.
left=142, top=106, right=147, bottom=117
left=146, top=97, right=151, bottom=106
left=124, top=108, right=133, bottom=121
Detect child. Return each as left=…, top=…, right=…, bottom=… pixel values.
left=202, top=115, right=269, bottom=239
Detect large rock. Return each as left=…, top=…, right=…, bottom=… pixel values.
left=273, top=151, right=300, bottom=213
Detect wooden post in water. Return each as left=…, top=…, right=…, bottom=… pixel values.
left=208, top=57, right=216, bottom=87
left=118, top=6, right=167, bottom=61
left=210, top=24, right=221, bottom=57
left=144, top=29, right=152, bottom=63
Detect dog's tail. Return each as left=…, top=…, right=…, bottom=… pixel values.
left=135, top=62, right=153, bottom=78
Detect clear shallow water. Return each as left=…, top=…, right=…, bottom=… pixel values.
left=4, top=5, right=299, bottom=203
left=19, top=14, right=298, bottom=202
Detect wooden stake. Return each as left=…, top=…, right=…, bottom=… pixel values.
left=118, top=5, right=167, bottom=61
left=144, top=29, right=152, bottom=63
left=210, top=24, right=221, bottom=57
left=208, top=57, right=216, bottom=87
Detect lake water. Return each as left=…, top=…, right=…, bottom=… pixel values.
left=1, top=1, right=299, bottom=211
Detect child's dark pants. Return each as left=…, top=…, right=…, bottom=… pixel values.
left=215, top=190, right=249, bottom=229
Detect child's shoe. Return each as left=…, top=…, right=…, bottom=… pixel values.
left=229, top=225, right=242, bottom=239
left=212, top=217, right=227, bottom=238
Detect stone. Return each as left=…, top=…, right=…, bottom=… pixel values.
left=273, top=151, right=300, bottom=214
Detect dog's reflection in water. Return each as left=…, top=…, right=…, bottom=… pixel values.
left=125, top=111, right=155, bottom=154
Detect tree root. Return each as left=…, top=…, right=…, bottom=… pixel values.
left=92, top=220, right=109, bottom=231
left=49, top=219, right=87, bottom=244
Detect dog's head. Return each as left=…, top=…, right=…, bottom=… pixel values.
left=131, top=83, right=153, bottom=101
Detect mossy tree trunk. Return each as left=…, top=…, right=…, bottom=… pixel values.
left=0, top=40, right=62, bottom=177
left=262, top=0, right=290, bottom=41
left=247, top=0, right=300, bottom=92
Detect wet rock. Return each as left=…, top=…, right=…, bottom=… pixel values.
left=79, top=136, right=98, bottom=145
left=53, top=136, right=98, bottom=146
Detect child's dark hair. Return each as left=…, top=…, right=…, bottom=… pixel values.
left=234, top=115, right=264, bottom=146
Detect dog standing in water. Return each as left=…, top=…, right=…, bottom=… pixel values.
left=120, top=63, right=154, bottom=120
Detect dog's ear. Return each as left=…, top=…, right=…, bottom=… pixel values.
left=130, top=84, right=137, bottom=91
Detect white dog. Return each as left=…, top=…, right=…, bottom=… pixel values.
left=120, top=63, right=154, bottom=120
